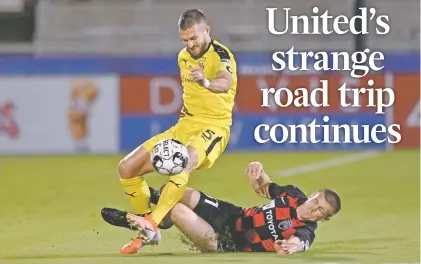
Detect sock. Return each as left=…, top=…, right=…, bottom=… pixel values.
left=151, top=170, right=189, bottom=224
left=148, top=187, right=160, bottom=205
left=120, top=176, right=151, bottom=215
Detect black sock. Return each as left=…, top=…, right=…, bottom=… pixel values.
left=149, top=187, right=160, bottom=205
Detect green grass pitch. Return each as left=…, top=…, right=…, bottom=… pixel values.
left=0, top=150, right=419, bottom=264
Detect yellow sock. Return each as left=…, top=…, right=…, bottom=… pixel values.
left=151, top=170, right=189, bottom=224
left=120, top=176, right=151, bottom=215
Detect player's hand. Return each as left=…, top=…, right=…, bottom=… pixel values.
left=245, top=161, right=264, bottom=180
left=274, top=240, right=288, bottom=254
left=189, top=66, right=206, bottom=83
left=274, top=238, right=304, bottom=255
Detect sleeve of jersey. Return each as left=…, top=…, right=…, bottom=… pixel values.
left=293, top=227, right=315, bottom=252
left=268, top=183, right=302, bottom=199
left=215, top=48, right=233, bottom=75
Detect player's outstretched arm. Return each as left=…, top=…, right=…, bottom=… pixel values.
left=244, top=161, right=273, bottom=199
left=245, top=162, right=302, bottom=199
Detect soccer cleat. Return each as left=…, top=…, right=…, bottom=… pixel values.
left=121, top=236, right=143, bottom=254
left=145, top=231, right=161, bottom=246
left=120, top=231, right=161, bottom=254
left=126, top=213, right=159, bottom=242
left=101, top=207, right=137, bottom=230
left=101, top=207, right=161, bottom=254
left=101, top=206, right=173, bottom=230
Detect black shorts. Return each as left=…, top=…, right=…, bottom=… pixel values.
left=193, top=191, right=244, bottom=252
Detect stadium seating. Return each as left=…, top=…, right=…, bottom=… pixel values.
left=29, top=0, right=419, bottom=54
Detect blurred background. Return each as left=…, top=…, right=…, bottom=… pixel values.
left=0, top=1, right=419, bottom=263
left=0, top=0, right=419, bottom=153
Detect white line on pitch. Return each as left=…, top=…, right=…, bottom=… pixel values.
left=276, top=151, right=380, bottom=178
left=315, top=262, right=419, bottom=264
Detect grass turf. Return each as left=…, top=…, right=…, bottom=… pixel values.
left=0, top=150, right=419, bottom=264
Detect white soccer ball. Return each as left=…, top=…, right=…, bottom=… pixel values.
left=151, top=139, right=189, bottom=175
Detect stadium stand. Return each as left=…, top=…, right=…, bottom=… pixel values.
left=30, top=0, right=419, bottom=55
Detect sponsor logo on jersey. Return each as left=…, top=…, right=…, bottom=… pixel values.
left=198, top=58, right=206, bottom=70
left=182, top=76, right=196, bottom=83
left=264, top=209, right=279, bottom=240
left=278, top=219, right=293, bottom=230
left=263, top=201, right=279, bottom=240
left=221, top=58, right=231, bottom=64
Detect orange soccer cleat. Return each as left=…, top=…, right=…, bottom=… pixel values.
left=126, top=213, right=160, bottom=242
left=121, top=236, right=143, bottom=254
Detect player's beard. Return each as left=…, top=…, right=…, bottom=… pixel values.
left=188, top=42, right=208, bottom=59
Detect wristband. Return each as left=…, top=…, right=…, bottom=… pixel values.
left=203, top=79, right=211, bottom=89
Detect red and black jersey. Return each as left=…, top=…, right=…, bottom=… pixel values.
left=232, top=183, right=317, bottom=252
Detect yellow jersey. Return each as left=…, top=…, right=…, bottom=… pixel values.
left=178, top=39, right=237, bottom=127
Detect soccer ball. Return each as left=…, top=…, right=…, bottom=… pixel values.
left=151, top=139, right=189, bottom=175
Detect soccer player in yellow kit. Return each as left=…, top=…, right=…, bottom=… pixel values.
left=118, top=9, right=237, bottom=254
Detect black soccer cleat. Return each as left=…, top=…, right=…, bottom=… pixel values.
left=101, top=206, right=174, bottom=230
left=101, top=207, right=137, bottom=230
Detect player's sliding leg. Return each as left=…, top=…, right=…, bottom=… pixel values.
left=100, top=187, right=169, bottom=231
left=170, top=203, right=218, bottom=252
left=152, top=187, right=233, bottom=252
left=102, top=187, right=222, bottom=252
left=146, top=186, right=207, bottom=231
left=100, top=207, right=161, bottom=251
left=121, top=187, right=218, bottom=252
left=146, top=186, right=199, bottom=229
left=101, top=191, right=164, bottom=254
left=103, top=201, right=218, bottom=253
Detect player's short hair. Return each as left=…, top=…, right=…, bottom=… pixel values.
left=178, top=9, right=207, bottom=30
left=322, top=189, right=341, bottom=216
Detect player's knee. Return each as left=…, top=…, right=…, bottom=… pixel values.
left=118, top=158, right=139, bottom=179
left=118, top=147, right=152, bottom=179
left=118, top=159, right=130, bottom=179
left=180, top=188, right=201, bottom=210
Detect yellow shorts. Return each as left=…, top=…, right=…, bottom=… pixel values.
left=142, top=119, right=230, bottom=170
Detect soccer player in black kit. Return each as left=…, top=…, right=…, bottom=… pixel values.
left=102, top=161, right=341, bottom=254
